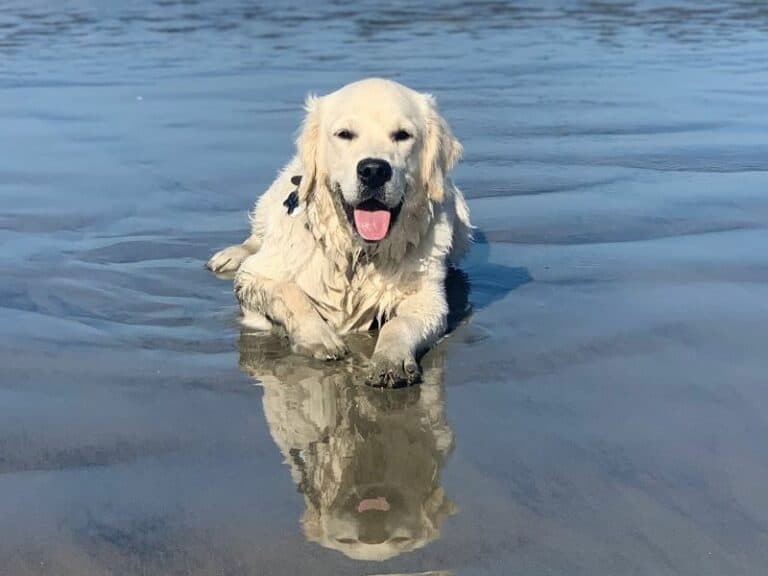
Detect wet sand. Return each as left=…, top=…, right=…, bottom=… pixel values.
left=2, top=1, right=768, bottom=574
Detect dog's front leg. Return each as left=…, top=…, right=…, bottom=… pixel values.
left=235, top=269, right=347, bottom=360
left=207, top=233, right=262, bottom=274
left=366, top=284, right=448, bottom=388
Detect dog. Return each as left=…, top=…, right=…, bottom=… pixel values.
left=239, top=331, right=456, bottom=561
left=208, top=78, right=472, bottom=387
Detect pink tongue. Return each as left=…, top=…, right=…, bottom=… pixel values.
left=353, top=208, right=391, bottom=241
left=357, top=497, right=390, bottom=513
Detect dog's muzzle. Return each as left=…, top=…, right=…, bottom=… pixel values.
left=357, top=158, right=392, bottom=189
left=330, top=158, right=399, bottom=242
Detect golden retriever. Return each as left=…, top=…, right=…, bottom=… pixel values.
left=208, top=78, right=472, bottom=387
left=239, top=331, right=455, bottom=562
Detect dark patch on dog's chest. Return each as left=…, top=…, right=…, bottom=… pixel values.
left=283, top=191, right=299, bottom=215
left=283, top=175, right=302, bottom=215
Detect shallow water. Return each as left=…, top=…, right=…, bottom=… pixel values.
left=2, top=1, right=768, bottom=574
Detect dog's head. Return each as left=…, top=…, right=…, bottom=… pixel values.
left=296, top=78, right=462, bottom=244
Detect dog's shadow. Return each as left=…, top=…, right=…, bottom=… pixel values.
left=447, top=229, right=532, bottom=332
left=236, top=230, right=530, bottom=561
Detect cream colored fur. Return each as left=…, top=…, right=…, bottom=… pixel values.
left=208, top=78, right=472, bottom=386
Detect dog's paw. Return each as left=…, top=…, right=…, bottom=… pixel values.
left=366, top=353, right=422, bottom=388
left=207, top=244, right=250, bottom=274
left=291, top=318, right=348, bottom=361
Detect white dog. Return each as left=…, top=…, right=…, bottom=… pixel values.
left=208, top=78, right=472, bottom=387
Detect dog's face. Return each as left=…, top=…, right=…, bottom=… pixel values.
left=321, top=81, right=420, bottom=242
left=296, top=78, right=462, bottom=244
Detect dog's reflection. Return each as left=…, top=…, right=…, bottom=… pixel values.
left=239, top=333, right=455, bottom=561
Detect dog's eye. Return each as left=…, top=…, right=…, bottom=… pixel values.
left=335, top=129, right=356, bottom=140
left=392, top=129, right=412, bottom=142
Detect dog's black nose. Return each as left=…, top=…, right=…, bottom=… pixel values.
left=357, top=158, right=392, bottom=189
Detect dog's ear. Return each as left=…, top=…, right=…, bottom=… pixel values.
left=296, top=94, right=321, bottom=203
left=420, top=94, right=462, bottom=203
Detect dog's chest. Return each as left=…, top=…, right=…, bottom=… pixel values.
left=300, top=257, right=410, bottom=333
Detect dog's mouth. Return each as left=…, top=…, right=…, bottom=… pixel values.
left=345, top=198, right=402, bottom=242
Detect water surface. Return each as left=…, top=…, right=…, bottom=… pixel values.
left=2, top=1, right=768, bottom=574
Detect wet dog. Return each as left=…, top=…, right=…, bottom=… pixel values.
left=208, top=78, right=472, bottom=387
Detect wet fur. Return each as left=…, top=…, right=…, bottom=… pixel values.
left=208, top=78, right=472, bottom=386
